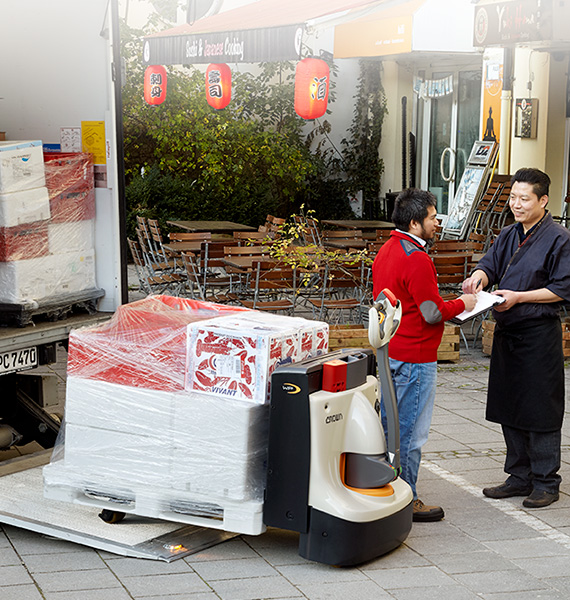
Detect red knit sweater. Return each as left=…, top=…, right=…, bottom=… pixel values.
left=372, top=231, right=466, bottom=363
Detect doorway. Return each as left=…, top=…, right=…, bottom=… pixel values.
left=418, top=69, right=482, bottom=215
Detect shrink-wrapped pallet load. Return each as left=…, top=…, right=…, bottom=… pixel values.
left=44, top=296, right=329, bottom=535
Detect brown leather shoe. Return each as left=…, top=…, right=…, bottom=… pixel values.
left=412, top=499, right=444, bottom=522
left=522, top=489, right=559, bottom=508
left=482, top=482, right=533, bottom=499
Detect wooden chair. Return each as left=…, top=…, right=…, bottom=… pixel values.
left=307, top=261, right=367, bottom=324
left=233, top=231, right=271, bottom=245
left=239, top=261, right=297, bottom=314
left=128, top=238, right=184, bottom=296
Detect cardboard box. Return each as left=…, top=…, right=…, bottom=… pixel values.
left=0, top=186, right=50, bottom=227
left=48, top=219, right=94, bottom=254
left=0, top=141, right=46, bottom=194
left=186, top=314, right=328, bottom=404
left=0, top=221, right=49, bottom=262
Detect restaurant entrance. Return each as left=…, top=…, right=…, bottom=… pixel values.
left=417, top=66, right=482, bottom=216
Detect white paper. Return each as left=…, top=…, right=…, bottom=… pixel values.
left=452, top=290, right=506, bottom=323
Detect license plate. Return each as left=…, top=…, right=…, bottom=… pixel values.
left=0, top=347, right=38, bottom=375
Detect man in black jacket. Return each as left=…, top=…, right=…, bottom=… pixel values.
left=463, top=168, right=570, bottom=508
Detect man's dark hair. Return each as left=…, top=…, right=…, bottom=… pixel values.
left=511, top=168, right=550, bottom=199
left=391, top=188, right=437, bottom=231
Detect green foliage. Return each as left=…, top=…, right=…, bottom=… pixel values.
left=341, top=60, right=388, bottom=203
left=120, top=21, right=384, bottom=232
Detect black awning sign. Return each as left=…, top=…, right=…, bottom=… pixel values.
left=473, top=0, right=553, bottom=47
left=143, top=24, right=304, bottom=65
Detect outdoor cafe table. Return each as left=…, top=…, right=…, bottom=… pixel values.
left=321, top=219, right=395, bottom=231
left=322, top=239, right=368, bottom=251
left=167, top=220, right=257, bottom=234
left=221, top=255, right=276, bottom=272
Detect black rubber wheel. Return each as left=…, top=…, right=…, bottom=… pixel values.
left=98, top=509, right=126, bottom=524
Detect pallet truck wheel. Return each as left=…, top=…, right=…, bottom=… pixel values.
left=98, top=509, right=125, bottom=524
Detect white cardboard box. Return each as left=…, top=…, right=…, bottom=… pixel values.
left=0, top=186, right=50, bottom=227
left=0, top=250, right=96, bottom=304
left=0, top=141, right=46, bottom=194
left=48, top=219, right=94, bottom=254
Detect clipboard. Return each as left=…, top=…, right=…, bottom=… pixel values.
left=450, top=291, right=506, bottom=324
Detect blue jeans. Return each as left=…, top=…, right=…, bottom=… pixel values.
left=381, top=359, right=437, bottom=499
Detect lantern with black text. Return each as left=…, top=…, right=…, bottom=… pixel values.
left=206, top=63, right=232, bottom=110
left=294, top=58, right=330, bottom=120
left=144, top=65, right=167, bottom=105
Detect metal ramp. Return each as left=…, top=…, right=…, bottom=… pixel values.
left=0, top=453, right=237, bottom=561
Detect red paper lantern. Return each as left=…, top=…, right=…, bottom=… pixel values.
left=144, top=65, right=167, bottom=105
left=294, top=58, right=330, bottom=120
left=205, top=63, right=232, bottom=109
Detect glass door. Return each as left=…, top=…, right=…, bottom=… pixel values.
left=419, top=70, right=482, bottom=215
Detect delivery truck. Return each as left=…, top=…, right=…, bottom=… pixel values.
left=0, top=0, right=126, bottom=450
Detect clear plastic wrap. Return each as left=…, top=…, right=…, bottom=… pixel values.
left=67, top=295, right=250, bottom=391
left=0, top=141, right=46, bottom=194
left=44, top=296, right=329, bottom=535
left=0, top=149, right=98, bottom=308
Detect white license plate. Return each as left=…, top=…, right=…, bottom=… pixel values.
left=0, top=347, right=38, bottom=375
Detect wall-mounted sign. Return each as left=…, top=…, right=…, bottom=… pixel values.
left=143, top=25, right=303, bottom=65
left=473, top=0, right=552, bottom=47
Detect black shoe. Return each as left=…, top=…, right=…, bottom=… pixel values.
left=482, top=482, right=533, bottom=499
left=522, top=489, right=559, bottom=508
left=412, top=499, right=444, bottom=522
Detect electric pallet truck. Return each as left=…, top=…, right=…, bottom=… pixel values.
left=264, top=289, right=413, bottom=566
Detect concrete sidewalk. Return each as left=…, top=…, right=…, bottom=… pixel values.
left=2, top=325, right=570, bottom=600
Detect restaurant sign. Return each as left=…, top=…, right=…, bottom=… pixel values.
left=143, top=25, right=303, bottom=65
left=473, top=0, right=552, bottom=47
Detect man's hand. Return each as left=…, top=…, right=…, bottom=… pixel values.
left=462, top=270, right=488, bottom=294
left=459, top=293, right=477, bottom=312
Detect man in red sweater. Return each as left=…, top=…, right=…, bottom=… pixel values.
left=373, top=188, right=476, bottom=521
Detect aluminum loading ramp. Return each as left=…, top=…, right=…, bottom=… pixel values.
left=0, top=453, right=237, bottom=561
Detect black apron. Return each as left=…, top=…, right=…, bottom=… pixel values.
left=487, top=318, right=564, bottom=432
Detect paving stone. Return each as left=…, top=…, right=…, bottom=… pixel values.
left=297, top=580, right=392, bottom=600
left=32, top=569, right=122, bottom=594
left=0, top=584, right=44, bottom=600
left=43, top=589, right=134, bottom=600
left=121, top=572, right=210, bottom=597
left=360, top=544, right=430, bottom=570
left=105, top=555, right=195, bottom=577
left=274, top=563, right=367, bottom=585
left=366, top=565, right=456, bottom=588
left=426, top=550, right=517, bottom=574
left=453, top=569, right=550, bottom=594
left=0, top=545, right=22, bottom=565
left=388, top=585, right=482, bottom=600
left=483, top=537, right=570, bottom=558
left=511, top=555, right=570, bottom=578
left=184, top=538, right=259, bottom=562
left=21, top=551, right=107, bottom=574
left=0, top=564, right=34, bottom=586
left=210, top=575, right=302, bottom=600
left=191, top=557, right=278, bottom=581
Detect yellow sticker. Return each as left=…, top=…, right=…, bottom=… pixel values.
left=81, top=121, right=106, bottom=165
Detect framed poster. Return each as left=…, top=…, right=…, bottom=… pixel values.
left=467, top=140, right=496, bottom=166
left=443, top=166, right=486, bottom=238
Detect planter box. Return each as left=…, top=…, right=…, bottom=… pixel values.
left=329, top=323, right=460, bottom=362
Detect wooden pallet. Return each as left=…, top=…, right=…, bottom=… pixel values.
left=329, top=323, right=460, bottom=362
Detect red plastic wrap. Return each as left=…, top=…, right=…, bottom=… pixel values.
left=0, top=221, right=49, bottom=261
left=43, top=152, right=95, bottom=222
left=67, top=295, right=250, bottom=391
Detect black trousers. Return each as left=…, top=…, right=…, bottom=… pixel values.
left=502, top=424, right=561, bottom=493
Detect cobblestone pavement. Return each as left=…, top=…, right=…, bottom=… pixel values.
left=3, top=280, right=570, bottom=600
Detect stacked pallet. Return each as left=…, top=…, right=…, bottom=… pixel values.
left=482, top=319, right=495, bottom=356
left=329, top=323, right=460, bottom=362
